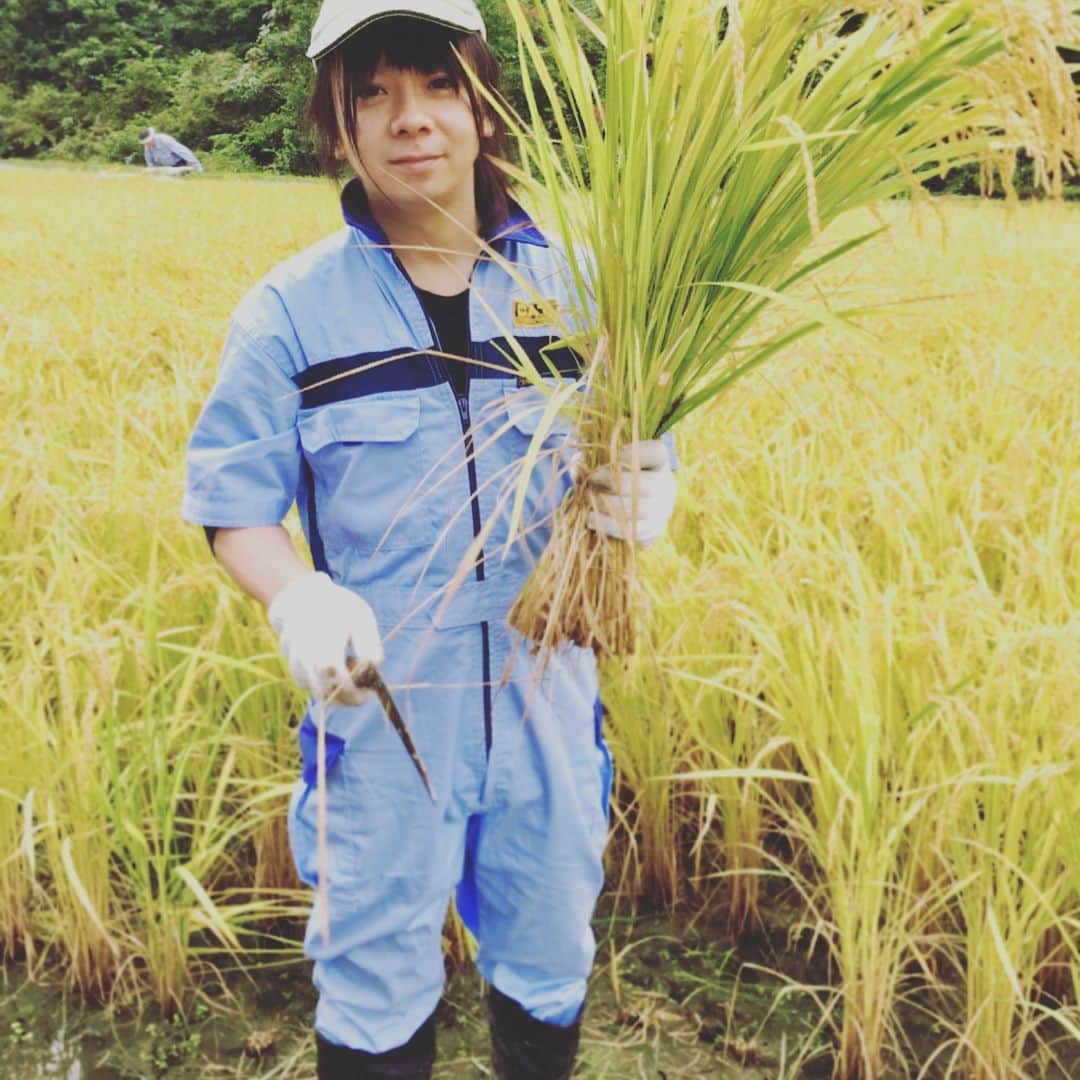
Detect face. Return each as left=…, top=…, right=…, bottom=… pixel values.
left=349, top=60, right=484, bottom=222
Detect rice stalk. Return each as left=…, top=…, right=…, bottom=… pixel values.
left=500, top=0, right=1080, bottom=655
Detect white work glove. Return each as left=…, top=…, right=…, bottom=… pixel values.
left=584, top=440, right=677, bottom=547
left=267, top=571, right=384, bottom=705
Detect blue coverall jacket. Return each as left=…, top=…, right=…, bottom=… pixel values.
left=143, top=132, right=202, bottom=171
left=182, top=181, right=611, bottom=1053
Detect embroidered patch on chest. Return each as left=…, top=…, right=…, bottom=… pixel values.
left=513, top=299, right=558, bottom=327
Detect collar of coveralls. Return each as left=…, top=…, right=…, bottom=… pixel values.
left=340, top=177, right=549, bottom=250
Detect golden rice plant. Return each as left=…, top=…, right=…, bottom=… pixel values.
left=598, top=627, right=697, bottom=908
left=0, top=168, right=330, bottom=1005
left=497, top=0, right=1079, bottom=656
left=599, top=199, right=1079, bottom=1075
left=603, top=542, right=794, bottom=937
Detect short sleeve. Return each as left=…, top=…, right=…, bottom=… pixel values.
left=181, top=317, right=302, bottom=528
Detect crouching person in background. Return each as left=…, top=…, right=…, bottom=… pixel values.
left=138, top=126, right=203, bottom=175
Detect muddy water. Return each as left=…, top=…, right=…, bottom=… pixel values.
left=1, top=910, right=758, bottom=1078
left=5, top=906, right=1074, bottom=1077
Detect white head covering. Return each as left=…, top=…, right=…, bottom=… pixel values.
left=307, top=0, right=486, bottom=61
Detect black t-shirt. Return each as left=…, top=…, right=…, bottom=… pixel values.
left=416, top=287, right=471, bottom=404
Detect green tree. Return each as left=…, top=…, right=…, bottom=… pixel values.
left=0, top=82, right=84, bottom=154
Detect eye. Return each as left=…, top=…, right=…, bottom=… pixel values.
left=428, top=74, right=456, bottom=92
left=356, top=83, right=385, bottom=101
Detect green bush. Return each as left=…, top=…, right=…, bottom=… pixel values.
left=0, top=83, right=86, bottom=156
left=205, top=134, right=261, bottom=173
left=102, top=59, right=176, bottom=123
left=47, top=128, right=111, bottom=162
left=154, top=52, right=252, bottom=153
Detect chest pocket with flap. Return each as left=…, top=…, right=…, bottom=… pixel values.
left=297, top=395, right=440, bottom=553
left=502, top=378, right=574, bottom=441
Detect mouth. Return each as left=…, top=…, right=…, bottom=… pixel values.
left=390, top=154, right=442, bottom=168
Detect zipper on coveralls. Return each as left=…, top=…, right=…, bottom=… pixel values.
left=394, top=256, right=494, bottom=757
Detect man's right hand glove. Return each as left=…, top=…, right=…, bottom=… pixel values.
left=267, top=571, right=384, bottom=705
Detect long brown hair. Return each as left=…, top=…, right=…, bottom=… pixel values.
left=305, top=17, right=513, bottom=235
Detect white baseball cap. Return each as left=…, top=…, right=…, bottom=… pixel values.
left=307, top=0, right=486, bottom=61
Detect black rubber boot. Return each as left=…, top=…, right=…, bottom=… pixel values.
left=316, top=1012, right=436, bottom=1079
left=488, top=987, right=582, bottom=1080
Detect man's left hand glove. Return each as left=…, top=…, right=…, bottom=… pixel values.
left=585, top=440, right=676, bottom=547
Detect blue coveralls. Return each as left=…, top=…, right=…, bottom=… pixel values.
left=143, top=132, right=203, bottom=171
left=182, top=181, right=611, bottom=1053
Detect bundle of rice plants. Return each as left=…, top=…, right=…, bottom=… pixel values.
left=496, top=0, right=1079, bottom=654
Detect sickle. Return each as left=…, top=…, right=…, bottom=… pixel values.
left=347, top=659, right=437, bottom=804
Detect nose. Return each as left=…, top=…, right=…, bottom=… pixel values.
left=390, top=83, right=432, bottom=136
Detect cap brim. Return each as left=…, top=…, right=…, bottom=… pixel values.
left=307, top=7, right=485, bottom=61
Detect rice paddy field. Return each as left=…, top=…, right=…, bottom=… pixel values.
left=0, top=164, right=1077, bottom=1077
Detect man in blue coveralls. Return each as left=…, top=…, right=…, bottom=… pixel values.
left=137, top=126, right=203, bottom=175
left=181, top=0, right=677, bottom=1075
